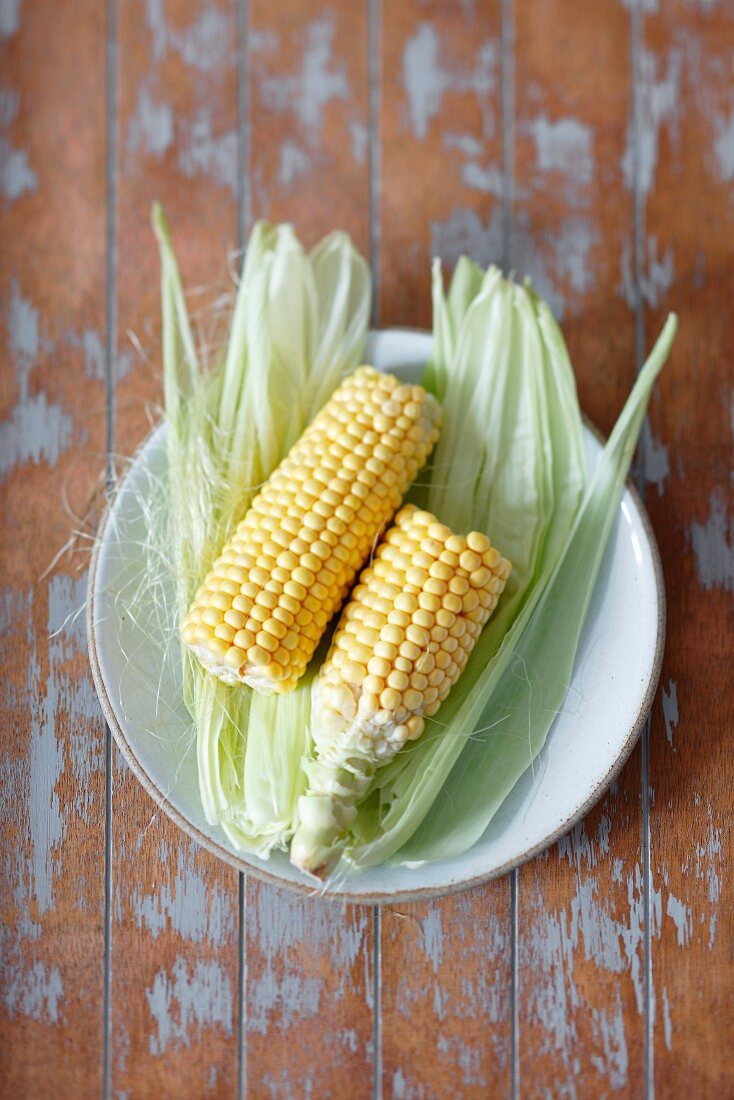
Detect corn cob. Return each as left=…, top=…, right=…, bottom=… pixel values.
left=181, top=369, right=442, bottom=693
left=290, top=504, right=511, bottom=877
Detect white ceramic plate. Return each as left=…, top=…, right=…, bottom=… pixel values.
left=88, top=329, right=664, bottom=903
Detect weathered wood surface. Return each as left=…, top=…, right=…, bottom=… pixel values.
left=111, top=1, right=241, bottom=1097
left=1, top=0, right=732, bottom=1097
left=0, top=1, right=108, bottom=1096
left=378, top=5, right=513, bottom=1096
left=644, top=3, right=734, bottom=1095
left=245, top=3, right=375, bottom=1095
left=513, top=4, right=647, bottom=1097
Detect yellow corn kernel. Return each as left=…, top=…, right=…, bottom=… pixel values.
left=312, top=503, right=511, bottom=754
left=181, top=369, right=442, bottom=692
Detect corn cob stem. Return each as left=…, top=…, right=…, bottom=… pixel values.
left=291, top=505, right=511, bottom=878
left=289, top=742, right=375, bottom=879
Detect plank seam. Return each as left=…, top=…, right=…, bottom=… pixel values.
left=629, top=3, right=654, bottom=1098
left=510, top=870, right=519, bottom=1100
left=103, top=0, right=118, bottom=1093
left=368, top=2, right=383, bottom=1093
left=373, top=905, right=382, bottom=1100
left=501, top=0, right=515, bottom=274
left=237, top=0, right=250, bottom=249
left=237, top=872, right=246, bottom=1100
left=502, top=2, right=518, bottom=1095
left=236, top=2, right=250, bottom=1096
left=368, top=0, right=381, bottom=325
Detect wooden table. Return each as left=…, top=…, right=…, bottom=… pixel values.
left=1, top=1, right=732, bottom=1096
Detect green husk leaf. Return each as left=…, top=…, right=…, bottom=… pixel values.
left=349, top=298, right=676, bottom=868
left=154, top=206, right=370, bottom=857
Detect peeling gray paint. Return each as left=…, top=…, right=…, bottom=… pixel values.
left=642, top=236, right=675, bottom=307
left=278, top=139, right=310, bottom=187
left=430, top=207, right=503, bottom=270
left=250, top=28, right=278, bottom=54
left=8, top=277, right=39, bottom=362
left=571, top=877, right=626, bottom=972
left=0, top=394, right=74, bottom=476
left=625, top=48, right=682, bottom=197
left=620, top=236, right=674, bottom=311
left=444, top=132, right=483, bottom=158
left=511, top=214, right=598, bottom=319
left=1, top=574, right=100, bottom=1023
left=524, top=810, right=659, bottom=1092
left=690, top=491, right=734, bottom=592
left=2, top=282, right=76, bottom=476
left=662, top=986, right=672, bottom=1050
left=421, top=906, right=444, bottom=972
left=620, top=0, right=659, bottom=11
left=260, top=17, right=348, bottom=140
left=178, top=110, right=237, bottom=195
left=641, top=420, right=670, bottom=497
left=662, top=680, right=678, bottom=745
left=127, top=86, right=173, bottom=157
left=297, top=17, right=347, bottom=132
left=82, top=329, right=105, bottom=381
left=392, top=1068, right=408, bottom=1099
left=174, top=7, right=229, bottom=73
left=666, top=893, right=692, bottom=946
left=130, top=839, right=233, bottom=943
left=0, top=0, right=20, bottom=38
left=1, top=957, right=63, bottom=1023
left=246, top=887, right=370, bottom=1036
left=0, top=85, right=19, bottom=126
left=695, top=806, right=722, bottom=948
left=65, top=328, right=106, bottom=382
left=677, top=801, right=723, bottom=948
left=713, top=111, right=734, bottom=180
left=145, top=0, right=167, bottom=61
left=341, top=1027, right=358, bottom=1053
left=146, top=955, right=232, bottom=1054
left=529, top=115, right=594, bottom=190
left=590, top=994, right=629, bottom=1091
left=29, top=664, right=63, bottom=915
left=551, top=219, right=598, bottom=297
left=349, top=120, right=367, bottom=165
left=29, top=572, right=94, bottom=912
left=261, top=1067, right=313, bottom=1100
left=403, top=23, right=497, bottom=142
left=0, top=136, right=37, bottom=201
left=432, top=982, right=447, bottom=1021
left=461, top=161, right=503, bottom=196
left=391, top=890, right=509, bottom=1085
left=403, top=24, right=451, bottom=140
left=436, top=1033, right=485, bottom=1087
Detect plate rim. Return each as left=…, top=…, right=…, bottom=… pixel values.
left=87, top=327, right=666, bottom=905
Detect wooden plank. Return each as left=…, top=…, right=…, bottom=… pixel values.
left=642, top=3, right=734, bottom=1094
left=245, top=4, right=376, bottom=1094
left=379, top=0, right=506, bottom=330
left=511, top=3, right=648, bottom=1095
left=111, top=2, right=240, bottom=1095
left=248, top=0, right=370, bottom=255
left=382, top=889, right=512, bottom=1097
left=0, top=0, right=107, bottom=1095
left=378, top=0, right=506, bottom=325
left=512, top=0, right=636, bottom=436
left=244, top=887, right=375, bottom=1096
left=377, top=4, right=513, bottom=1095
